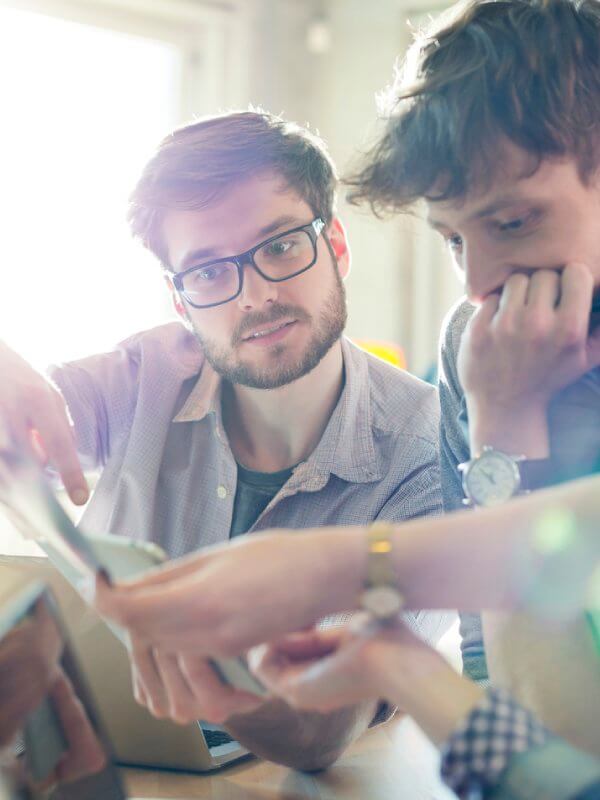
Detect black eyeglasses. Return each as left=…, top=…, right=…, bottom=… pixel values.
left=170, top=217, right=326, bottom=309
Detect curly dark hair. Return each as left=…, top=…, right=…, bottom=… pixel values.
left=346, top=0, right=600, bottom=215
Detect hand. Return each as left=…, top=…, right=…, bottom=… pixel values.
left=248, top=620, right=383, bottom=713
left=251, top=618, right=485, bottom=745
left=93, top=527, right=363, bottom=657
left=458, top=264, right=600, bottom=455
left=249, top=617, right=435, bottom=714
left=0, top=341, right=88, bottom=504
left=125, top=635, right=265, bottom=725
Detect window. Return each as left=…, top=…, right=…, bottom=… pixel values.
left=0, top=0, right=241, bottom=367
left=0, top=0, right=239, bottom=553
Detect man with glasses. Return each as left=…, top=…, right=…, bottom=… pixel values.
left=0, top=111, right=445, bottom=769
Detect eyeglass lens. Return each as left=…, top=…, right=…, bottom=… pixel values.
left=181, top=229, right=315, bottom=307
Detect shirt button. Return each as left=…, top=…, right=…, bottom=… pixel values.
left=217, top=485, right=228, bottom=499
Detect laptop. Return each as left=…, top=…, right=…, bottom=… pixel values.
left=0, top=556, right=251, bottom=774
left=0, top=448, right=255, bottom=773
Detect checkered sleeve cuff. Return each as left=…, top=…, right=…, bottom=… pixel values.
left=439, top=687, right=550, bottom=798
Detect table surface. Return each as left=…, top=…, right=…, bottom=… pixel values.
left=123, top=716, right=457, bottom=800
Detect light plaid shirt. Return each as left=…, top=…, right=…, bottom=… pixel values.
left=50, top=322, right=449, bottom=642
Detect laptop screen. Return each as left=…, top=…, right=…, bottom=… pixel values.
left=0, top=582, right=126, bottom=800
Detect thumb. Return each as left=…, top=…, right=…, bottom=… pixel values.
left=280, top=637, right=367, bottom=711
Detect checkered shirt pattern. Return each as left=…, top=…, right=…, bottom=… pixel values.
left=440, top=687, right=549, bottom=799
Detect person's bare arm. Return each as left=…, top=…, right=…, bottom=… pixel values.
left=95, top=471, right=600, bottom=658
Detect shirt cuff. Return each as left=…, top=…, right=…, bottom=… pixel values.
left=439, top=687, right=549, bottom=798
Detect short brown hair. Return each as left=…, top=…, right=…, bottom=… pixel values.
left=128, top=110, right=338, bottom=266
left=346, top=0, right=600, bottom=215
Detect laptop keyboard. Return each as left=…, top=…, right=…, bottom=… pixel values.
left=203, top=729, right=235, bottom=749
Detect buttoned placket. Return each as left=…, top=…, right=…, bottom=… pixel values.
left=213, top=416, right=237, bottom=537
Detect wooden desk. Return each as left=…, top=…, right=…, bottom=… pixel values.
left=124, top=716, right=456, bottom=800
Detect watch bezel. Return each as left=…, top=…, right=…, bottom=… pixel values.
left=360, top=585, right=404, bottom=620
left=460, top=447, right=522, bottom=507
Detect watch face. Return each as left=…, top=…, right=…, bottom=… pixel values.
left=464, top=450, right=520, bottom=507
left=362, top=586, right=403, bottom=619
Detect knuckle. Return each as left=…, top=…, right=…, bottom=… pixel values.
left=522, top=312, right=551, bottom=342
left=148, top=700, right=168, bottom=719
left=496, top=317, right=517, bottom=338
left=557, top=320, right=583, bottom=348
left=170, top=703, right=196, bottom=725
left=203, top=704, right=227, bottom=724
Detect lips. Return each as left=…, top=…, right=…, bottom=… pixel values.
left=242, top=319, right=295, bottom=341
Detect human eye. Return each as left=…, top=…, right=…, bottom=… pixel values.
left=497, top=217, right=526, bottom=232
left=492, top=209, right=540, bottom=236
left=443, top=233, right=463, bottom=252
left=195, top=264, right=227, bottom=282
left=263, top=234, right=300, bottom=259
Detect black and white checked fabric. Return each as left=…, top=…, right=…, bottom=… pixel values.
left=440, top=687, right=549, bottom=799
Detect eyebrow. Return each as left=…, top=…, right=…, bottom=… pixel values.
left=179, top=214, right=307, bottom=271
left=427, top=194, right=540, bottom=231
left=468, top=195, right=532, bottom=221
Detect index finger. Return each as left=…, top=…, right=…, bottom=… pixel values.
left=34, top=394, right=89, bottom=505
left=558, top=262, right=594, bottom=324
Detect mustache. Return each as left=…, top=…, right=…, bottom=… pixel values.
left=232, top=304, right=311, bottom=345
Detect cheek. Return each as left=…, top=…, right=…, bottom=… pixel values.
left=284, top=268, right=325, bottom=306
left=187, top=307, right=234, bottom=341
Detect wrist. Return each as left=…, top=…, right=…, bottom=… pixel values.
left=310, top=526, right=367, bottom=616
left=467, top=400, right=550, bottom=458
left=383, top=651, right=485, bottom=745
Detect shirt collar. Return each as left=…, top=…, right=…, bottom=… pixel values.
left=173, top=336, right=380, bottom=485
left=173, top=357, right=221, bottom=423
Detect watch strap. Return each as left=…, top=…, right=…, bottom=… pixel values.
left=517, top=458, right=559, bottom=492
left=365, top=522, right=396, bottom=589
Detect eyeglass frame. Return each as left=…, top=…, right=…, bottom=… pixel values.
left=167, top=217, right=327, bottom=309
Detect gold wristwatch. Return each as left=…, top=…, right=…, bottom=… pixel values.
left=360, top=522, right=404, bottom=621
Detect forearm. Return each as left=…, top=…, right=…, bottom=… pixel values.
left=224, top=697, right=378, bottom=771
left=320, top=473, right=600, bottom=617
left=466, top=399, right=551, bottom=458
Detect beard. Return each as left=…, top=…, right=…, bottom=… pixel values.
left=188, top=271, right=347, bottom=390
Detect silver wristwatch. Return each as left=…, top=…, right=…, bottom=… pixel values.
left=459, top=447, right=557, bottom=508
left=459, top=446, right=525, bottom=508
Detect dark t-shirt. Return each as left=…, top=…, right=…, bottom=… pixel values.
left=229, top=463, right=295, bottom=538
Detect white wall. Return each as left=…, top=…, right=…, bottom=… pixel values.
left=240, top=0, right=463, bottom=375
left=5, top=0, right=461, bottom=374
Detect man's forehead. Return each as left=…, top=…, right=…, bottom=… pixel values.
left=162, top=178, right=313, bottom=270
left=426, top=169, right=559, bottom=228
left=426, top=143, right=546, bottom=223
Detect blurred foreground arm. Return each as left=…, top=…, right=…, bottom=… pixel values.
left=253, top=620, right=600, bottom=799
left=95, top=472, right=600, bottom=657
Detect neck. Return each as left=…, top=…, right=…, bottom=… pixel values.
left=222, top=341, right=345, bottom=472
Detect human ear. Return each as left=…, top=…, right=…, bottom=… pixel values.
left=327, top=217, right=351, bottom=279
left=163, top=273, right=192, bottom=329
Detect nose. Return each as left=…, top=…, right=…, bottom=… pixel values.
left=461, top=240, right=503, bottom=304
left=236, top=262, right=278, bottom=311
